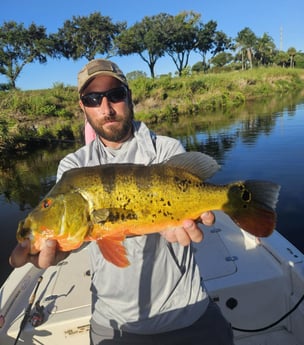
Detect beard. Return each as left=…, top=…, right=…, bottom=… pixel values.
left=86, top=107, right=134, bottom=143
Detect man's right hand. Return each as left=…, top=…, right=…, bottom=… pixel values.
left=9, top=239, right=69, bottom=269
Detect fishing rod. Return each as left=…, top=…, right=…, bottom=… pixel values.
left=13, top=276, right=43, bottom=345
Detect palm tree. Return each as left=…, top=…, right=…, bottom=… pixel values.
left=255, top=33, right=276, bottom=66
left=287, top=47, right=297, bottom=68
left=235, top=27, right=257, bottom=70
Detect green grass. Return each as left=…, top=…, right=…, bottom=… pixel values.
left=1, top=67, right=304, bottom=152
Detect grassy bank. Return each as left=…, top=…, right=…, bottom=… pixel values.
left=1, top=67, right=304, bottom=152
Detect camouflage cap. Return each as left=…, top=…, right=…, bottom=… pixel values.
left=77, top=59, right=128, bottom=93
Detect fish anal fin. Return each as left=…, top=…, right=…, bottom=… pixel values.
left=97, top=234, right=130, bottom=268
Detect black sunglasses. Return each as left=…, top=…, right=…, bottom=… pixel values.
left=81, top=86, right=128, bottom=107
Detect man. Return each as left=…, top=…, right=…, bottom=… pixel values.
left=10, top=59, right=234, bottom=344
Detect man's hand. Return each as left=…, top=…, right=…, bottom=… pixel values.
left=161, top=211, right=215, bottom=246
left=9, top=239, right=69, bottom=269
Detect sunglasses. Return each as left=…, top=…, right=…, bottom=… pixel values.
left=81, top=86, right=128, bottom=107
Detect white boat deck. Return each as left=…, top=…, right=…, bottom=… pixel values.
left=194, top=212, right=304, bottom=345
left=1, top=211, right=304, bottom=344
left=236, top=329, right=302, bottom=345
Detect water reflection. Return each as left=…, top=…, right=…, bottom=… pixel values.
left=0, top=111, right=279, bottom=211
left=1, top=112, right=279, bottom=210
left=174, top=111, right=279, bottom=165
left=0, top=144, right=78, bottom=209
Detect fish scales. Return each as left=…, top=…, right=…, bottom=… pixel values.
left=77, top=164, right=228, bottom=233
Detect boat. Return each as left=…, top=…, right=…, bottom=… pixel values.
left=0, top=211, right=303, bottom=344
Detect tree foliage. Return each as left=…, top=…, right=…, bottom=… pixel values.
left=210, top=52, right=234, bottom=68
left=287, top=47, right=297, bottom=68
left=115, top=13, right=170, bottom=78
left=164, top=11, right=201, bottom=76
left=254, top=33, right=276, bottom=66
left=0, top=12, right=302, bottom=89
left=235, top=27, right=257, bottom=69
left=53, top=12, right=126, bottom=61
left=115, top=11, right=230, bottom=77
left=0, top=21, right=51, bottom=89
left=195, top=20, right=217, bottom=66
left=195, top=20, right=232, bottom=71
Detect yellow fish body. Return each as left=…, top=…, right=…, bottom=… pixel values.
left=17, top=152, right=280, bottom=267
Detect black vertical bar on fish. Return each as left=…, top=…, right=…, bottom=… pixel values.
left=99, top=165, right=117, bottom=194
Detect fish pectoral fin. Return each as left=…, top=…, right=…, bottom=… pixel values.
left=92, top=208, right=138, bottom=224
left=97, top=234, right=130, bottom=268
left=92, top=209, right=110, bottom=223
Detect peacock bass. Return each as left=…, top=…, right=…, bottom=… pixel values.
left=17, top=152, right=280, bottom=267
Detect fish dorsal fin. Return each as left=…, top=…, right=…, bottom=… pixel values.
left=164, top=152, right=220, bottom=181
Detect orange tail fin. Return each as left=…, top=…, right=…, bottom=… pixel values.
left=223, top=180, right=280, bottom=237
left=229, top=205, right=277, bottom=237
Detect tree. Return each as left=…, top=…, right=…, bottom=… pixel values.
left=192, top=61, right=208, bottom=73
left=235, top=27, right=257, bottom=70
left=210, top=52, right=234, bottom=68
left=164, top=11, right=201, bottom=76
left=195, top=20, right=217, bottom=69
left=274, top=50, right=289, bottom=67
left=255, top=33, right=276, bottom=66
left=126, top=70, right=147, bottom=81
left=294, top=52, right=304, bottom=69
left=53, top=12, right=126, bottom=61
left=195, top=21, right=232, bottom=72
left=115, top=13, right=170, bottom=78
left=212, top=31, right=233, bottom=56
left=287, top=47, right=297, bottom=68
left=0, top=21, right=51, bottom=89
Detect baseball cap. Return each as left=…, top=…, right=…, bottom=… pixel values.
left=77, top=59, right=128, bottom=93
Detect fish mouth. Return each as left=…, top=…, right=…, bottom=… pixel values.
left=17, top=220, right=32, bottom=241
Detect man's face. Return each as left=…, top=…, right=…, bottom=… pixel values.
left=79, top=75, right=133, bottom=146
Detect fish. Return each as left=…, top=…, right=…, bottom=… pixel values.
left=17, top=152, right=280, bottom=268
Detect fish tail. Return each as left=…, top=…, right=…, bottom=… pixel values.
left=223, top=180, right=280, bottom=237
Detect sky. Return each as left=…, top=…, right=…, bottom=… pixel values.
left=1, top=0, right=303, bottom=90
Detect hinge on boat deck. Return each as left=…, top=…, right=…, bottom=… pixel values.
left=225, top=256, right=238, bottom=262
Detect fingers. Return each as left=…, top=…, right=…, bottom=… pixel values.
left=201, top=211, right=215, bottom=226
left=36, top=240, right=58, bottom=268
left=160, top=228, right=177, bottom=243
left=161, top=220, right=204, bottom=246
left=9, top=239, right=31, bottom=268
left=182, top=220, right=204, bottom=244
left=9, top=239, right=69, bottom=269
left=161, top=211, right=215, bottom=246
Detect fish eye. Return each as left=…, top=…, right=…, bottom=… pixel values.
left=241, top=189, right=251, bottom=202
left=42, top=199, right=52, bottom=208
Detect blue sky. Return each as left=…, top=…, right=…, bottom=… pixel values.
left=1, top=0, right=303, bottom=90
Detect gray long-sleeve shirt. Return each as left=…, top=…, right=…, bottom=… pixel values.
left=56, top=121, right=209, bottom=334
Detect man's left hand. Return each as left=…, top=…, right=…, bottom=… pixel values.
left=161, top=211, right=215, bottom=246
